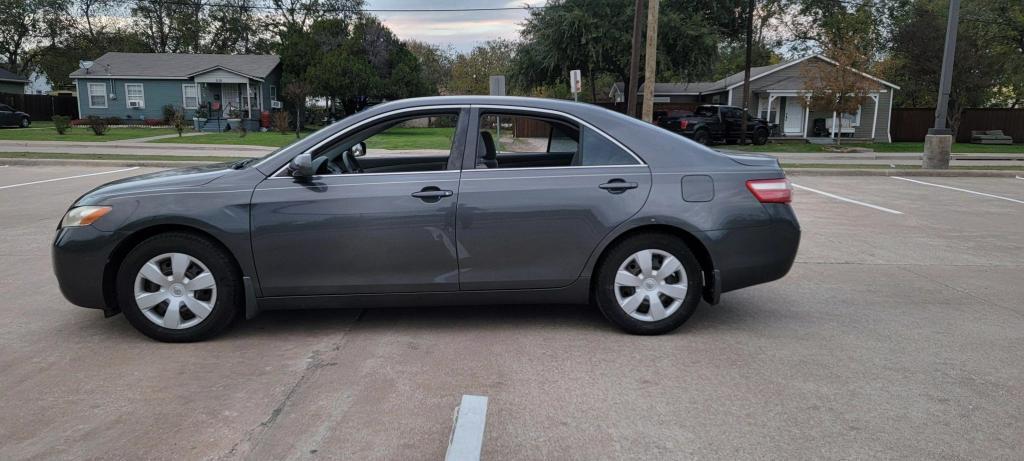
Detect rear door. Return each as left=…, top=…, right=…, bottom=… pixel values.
left=0, top=104, right=12, bottom=125
left=454, top=107, right=652, bottom=290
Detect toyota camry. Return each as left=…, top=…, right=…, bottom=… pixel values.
left=53, top=96, right=800, bottom=342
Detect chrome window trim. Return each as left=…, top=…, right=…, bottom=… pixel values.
left=263, top=103, right=646, bottom=177
left=461, top=165, right=647, bottom=173
left=269, top=168, right=458, bottom=180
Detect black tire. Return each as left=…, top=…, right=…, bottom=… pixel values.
left=593, top=233, right=703, bottom=335
left=692, top=129, right=711, bottom=145
left=20, top=117, right=30, bottom=128
left=116, top=232, right=241, bottom=342
left=752, top=127, right=769, bottom=145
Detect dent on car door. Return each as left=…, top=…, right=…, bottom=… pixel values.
left=455, top=110, right=652, bottom=290
left=249, top=109, right=469, bottom=296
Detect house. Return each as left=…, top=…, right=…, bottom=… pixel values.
left=609, top=54, right=900, bottom=142
left=0, top=68, right=29, bottom=94
left=70, top=52, right=282, bottom=130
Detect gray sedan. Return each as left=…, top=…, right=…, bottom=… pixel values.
left=52, top=96, right=800, bottom=342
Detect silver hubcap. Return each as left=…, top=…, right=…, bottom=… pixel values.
left=133, top=253, right=216, bottom=329
left=614, top=249, right=688, bottom=322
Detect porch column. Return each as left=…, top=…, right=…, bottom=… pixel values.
left=767, top=94, right=777, bottom=125
left=832, top=111, right=838, bottom=139
left=245, top=81, right=251, bottom=119
left=803, top=96, right=810, bottom=138
left=870, top=93, right=880, bottom=141
left=197, top=83, right=202, bottom=108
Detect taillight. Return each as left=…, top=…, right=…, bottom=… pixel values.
left=746, top=179, right=792, bottom=203
left=679, top=119, right=689, bottom=130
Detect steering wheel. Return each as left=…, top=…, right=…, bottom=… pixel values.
left=341, top=148, right=363, bottom=174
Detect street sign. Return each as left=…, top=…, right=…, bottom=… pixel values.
left=489, top=76, right=506, bottom=96
left=569, top=69, right=582, bottom=99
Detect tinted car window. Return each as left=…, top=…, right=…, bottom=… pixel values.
left=580, top=128, right=639, bottom=166
left=0, top=104, right=11, bottom=111
left=694, top=106, right=716, bottom=117
left=476, top=114, right=580, bottom=169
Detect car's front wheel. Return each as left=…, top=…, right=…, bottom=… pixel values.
left=116, top=232, right=240, bottom=342
left=20, top=117, right=30, bottom=128
left=752, top=127, right=769, bottom=145
left=594, top=234, right=703, bottom=335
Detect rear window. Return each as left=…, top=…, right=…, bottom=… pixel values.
left=694, top=107, right=716, bottom=117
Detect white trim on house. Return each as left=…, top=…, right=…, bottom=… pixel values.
left=186, top=66, right=264, bottom=82
left=725, top=54, right=901, bottom=91
left=870, top=94, right=880, bottom=140
left=124, top=83, right=145, bottom=109
left=182, top=83, right=199, bottom=109
left=74, top=80, right=82, bottom=118
left=87, top=82, right=107, bottom=108
left=75, top=75, right=189, bottom=80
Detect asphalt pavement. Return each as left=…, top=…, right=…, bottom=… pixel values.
left=0, top=165, right=1021, bottom=459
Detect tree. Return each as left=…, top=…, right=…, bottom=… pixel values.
left=283, top=81, right=311, bottom=138
left=268, top=0, right=363, bottom=33
left=0, top=0, right=73, bottom=76
left=405, top=40, right=454, bottom=95
left=802, top=53, right=876, bottom=145
left=206, top=0, right=268, bottom=54
left=450, top=39, right=516, bottom=95
left=131, top=0, right=205, bottom=53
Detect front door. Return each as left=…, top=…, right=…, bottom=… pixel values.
left=784, top=97, right=804, bottom=134
left=455, top=109, right=652, bottom=290
left=250, top=109, right=468, bottom=296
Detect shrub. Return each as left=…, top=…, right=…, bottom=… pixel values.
left=162, top=104, right=176, bottom=123
left=272, top=111, right=291, bottom=135
left=144, top=118, right=164, bottom=126
left=86, top=115, right=109, bottom=135
left=171, top=109, right=187, bottom=137
left=194, top=107, right=209, bottom=119
left=52, top=115, right=71, bottom=135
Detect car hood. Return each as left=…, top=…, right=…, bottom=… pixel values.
left=74, top=162, right=240, bottom=205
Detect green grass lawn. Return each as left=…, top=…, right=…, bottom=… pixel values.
left=729, top=142, right=1024, bottom=154
left=0, top=126, right=178, bottom=142
left=151, top=126, right=456, bottom=149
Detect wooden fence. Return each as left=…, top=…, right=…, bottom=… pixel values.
left=891, top=108, right=1024, bottom=143
left=0, top=93, right=78, bottom=120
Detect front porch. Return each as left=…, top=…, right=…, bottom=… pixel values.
left=190, top=68, right=269, bottom=132
left=755, top=90, right=888, bottom=143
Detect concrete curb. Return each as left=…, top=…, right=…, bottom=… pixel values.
left=0, top=158, right=220, bottom=168
left=784, top=168, right=1022, bottom=177
left=1, top=158, right=1020, bottom=177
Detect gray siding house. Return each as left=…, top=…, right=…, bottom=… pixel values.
left=0, top=68, right=29, bottom=94
left=610, top=54, right=900, bottom=142
left=70, top=53, right=282, bottom=130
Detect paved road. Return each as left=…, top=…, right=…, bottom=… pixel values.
left=0, top=166, right=1021, bottom=459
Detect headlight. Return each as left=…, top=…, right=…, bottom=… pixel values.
left=61, top=206, right=112, bottom=228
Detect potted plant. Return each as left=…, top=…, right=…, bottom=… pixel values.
left=226, top=107, right=243, bottom=125
left=193, top=107, right=209, bottom=130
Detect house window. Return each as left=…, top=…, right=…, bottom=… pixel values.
left=125, top=83, right=145, bottom=109
left=841, top=105, right=862, bottom=127
left=758, top=96, right=780, bottom=123
left=182, top=84, right=199, bottom=109
left=270, top=85, right=277, bottom=100
left=87, top=82, right=107, bottom=108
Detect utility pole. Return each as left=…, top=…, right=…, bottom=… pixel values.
left=740, top=0, right=754, bottom=145
left=641, top=0, right=660, bottom=122
left=625, top=0, right=645, bottom=118
left=923, top=0, right=960, bottom=169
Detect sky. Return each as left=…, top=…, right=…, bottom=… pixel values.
left=366, top=0, right=548, bottom=51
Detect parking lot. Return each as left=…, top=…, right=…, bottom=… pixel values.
left=0, top=165, right=1021, bottom=459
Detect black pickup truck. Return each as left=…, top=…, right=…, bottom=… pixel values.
left=657, top=105, right=771, bottom=145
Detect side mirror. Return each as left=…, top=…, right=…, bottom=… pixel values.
left=352, top=141, right=367, bottom=157
left=289, top=153, right=313, bottom=178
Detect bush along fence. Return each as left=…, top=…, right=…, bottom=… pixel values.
left=0, top=93, right=78, bottom=120
left=891, top=108, right=1024, bottom=143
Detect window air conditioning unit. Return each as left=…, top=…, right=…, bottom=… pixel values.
left=128, top=100, right=142, bottom=109
left=270, top=100, right=282, bottom=109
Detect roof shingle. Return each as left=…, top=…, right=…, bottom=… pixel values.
left=69, top=52, right=280, bottom=79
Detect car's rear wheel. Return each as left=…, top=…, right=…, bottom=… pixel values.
left=594, top=234, right=703, bottom=335
left=692, top=129, right=710, bottom=145
left=116, top=232, right=240, bottom=342
left=20, top=117, right=30, bottom=128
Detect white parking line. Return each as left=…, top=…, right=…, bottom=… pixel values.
left=446, top=395, right=488, bottom=461
left=0, top=167, right=139, bottom=190
left=792, top=183, right=904, bottom=214
left=891, top=176, right=1024, bottom=205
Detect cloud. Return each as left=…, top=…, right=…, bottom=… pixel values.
left=367, top=0, right=548, bottom=51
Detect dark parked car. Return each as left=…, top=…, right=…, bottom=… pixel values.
left=657, top=104, right=771, bottom=145
left=0, top=103, right=31, bottom=128
left=53, top=96, right=800, bottom=342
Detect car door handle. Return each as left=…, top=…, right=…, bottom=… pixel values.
left=411, top=187, right=453, bottom=200
left=599, top=180, right=639, bottom=193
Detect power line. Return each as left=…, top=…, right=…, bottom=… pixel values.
left=138, top=0, right=549, bottom=13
